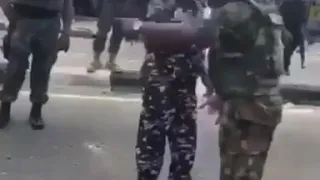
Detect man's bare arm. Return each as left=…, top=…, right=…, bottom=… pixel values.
left=61, top=0, right=74, bottom=35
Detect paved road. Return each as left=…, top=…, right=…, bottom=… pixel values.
left=0, top=21, right=319, bottom=90
left=0, top=24, right=319, bottom=180
left=52, top=38, right=320, bottom=89
left=281, top=43, right=320, bottom=87
left=0, top=90, right=319, bottom=180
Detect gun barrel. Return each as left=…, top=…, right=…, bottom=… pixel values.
left=116, top=18, right=214, bottom=51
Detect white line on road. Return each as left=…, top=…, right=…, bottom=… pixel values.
left=50, top=66, right=111, bottom=77
left=18, top=90, right=318, bottom=114
left=20, top=90, right=141, bottom=102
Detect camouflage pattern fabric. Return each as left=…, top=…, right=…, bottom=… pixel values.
left=0, top=16, right=60, bottom=103
left=136, top=52, right=201, bottom=180
left=207, top=1, right=285, bottom=180
left=217, top=95, right=282, bottom=180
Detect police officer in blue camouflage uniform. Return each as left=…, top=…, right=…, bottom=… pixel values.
left=135, top=0, right=208, bottom=179
left=0, top=0, right=73, bottom=130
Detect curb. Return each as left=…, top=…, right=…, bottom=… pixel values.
left=279, top=84, right=320, bottom=104
left=0, top=63, right=319, bottom=105
left=69, top=28, right=94, bottom=38
left=109, top=72, right=320, bottom=105
left=0, top=22, right=94, bottom=39
left=109, top=70, right=140, bottom=91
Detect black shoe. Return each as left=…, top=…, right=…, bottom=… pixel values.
left=0, top=102, right=11, bottom=129
left=29, top=103, right=44, bottom=130
left=28, top=116, right=45, bottom=130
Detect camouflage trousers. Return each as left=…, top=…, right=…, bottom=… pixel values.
left=0, top=16, right=60, bottom=103
left=136, top=55, right=198, bottom=180
left=217, top=96, right=282, bottom=180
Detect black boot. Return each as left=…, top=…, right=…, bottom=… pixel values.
left=29, top=103, right=45, bottom=130
left=0, top=102, right=11, bottom=129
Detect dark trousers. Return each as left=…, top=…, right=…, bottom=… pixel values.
left=0, top=17, right=60, bottom=103
left=284, top=25, right=305, bottom=71
left=93, top=21, right=124, bottom=55
left=136, top=56, right=198, bottom=180
left=93, top=1, right=125, bottom=55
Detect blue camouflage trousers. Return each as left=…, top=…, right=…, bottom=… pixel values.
left=1, top=16, right=60, bottom=103
left=136, top=53, right=199, bottom=180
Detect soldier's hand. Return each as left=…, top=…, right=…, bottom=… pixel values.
left=57, top=33, right=70, bottom=52
left=198, top=94, right=222, bottom=115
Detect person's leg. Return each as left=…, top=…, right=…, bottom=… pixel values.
left=219, top=120, right=276, bottom=180
left=298, top=26, right=306, bottom=68
left=87, top=0, right=114, bottom=73
left=167, top=78, right=197, bottom=180
left=136, top=58, right=172, bottom=180
left=0, top=19, right=32, bottom=128
left=29, top=17, right=60, bottom=130
left=284, top=35, right=299, bottom=75
left=105, top=20, right=123, bottom=72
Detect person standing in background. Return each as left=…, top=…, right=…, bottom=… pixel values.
left=0, top=0, right=73, bottom=130
left=280, top=0, right=308, bottom=74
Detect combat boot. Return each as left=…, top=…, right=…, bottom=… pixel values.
left=87, top=52, right=103, bottom=73
left=28, top=103, right=45, bottom=130
left=0, top=102, right=11, bottom=129
left=105, top=53, right=122, bottom=72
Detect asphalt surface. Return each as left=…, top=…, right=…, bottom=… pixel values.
left=0, top=15, right=320, bottom=180
left=0, top=92, right=320, bottom=180
left=281, top=43, right=320, bottom=87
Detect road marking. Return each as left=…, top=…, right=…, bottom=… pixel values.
left=20, top=90, right=141, bottom=102
left=18, top=90, right=318, bottom=114
left=283, top=109, right=315, bottom=114
left=50, top=66, right=111, bottom=77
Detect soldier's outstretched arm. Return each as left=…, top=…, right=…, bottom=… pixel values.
left=61, top=0, right=74, bottom=35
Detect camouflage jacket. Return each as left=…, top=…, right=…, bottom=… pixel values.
left=208, top=1, right=286, bottom=126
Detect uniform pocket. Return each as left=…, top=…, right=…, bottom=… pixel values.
left=235, top=96, right=282, bottom=126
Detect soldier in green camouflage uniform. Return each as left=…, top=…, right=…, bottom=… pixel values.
left=0, top=0, right=73, bottom=130
left=200, top=0, right=291, bottom=179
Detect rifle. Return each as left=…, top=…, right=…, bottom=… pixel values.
left=117, top=17, right=215, bottom=94
left=116, top=17, right=213, bottom=50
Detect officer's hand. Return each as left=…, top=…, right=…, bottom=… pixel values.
left=57, top=33, right=70, bottom=52
left=198, top=94, right=222, bottom=115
